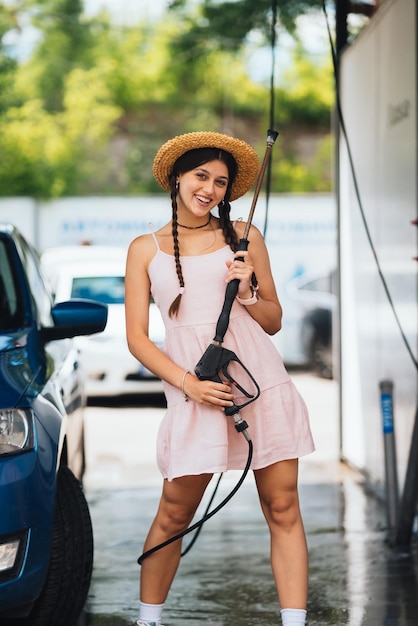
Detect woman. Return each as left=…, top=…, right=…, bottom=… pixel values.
left=125, top=131, right=315, bottom=626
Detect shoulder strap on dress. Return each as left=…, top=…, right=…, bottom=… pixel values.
left=149, top=222, right=160, bottom=251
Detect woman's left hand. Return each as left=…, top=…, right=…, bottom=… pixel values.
left=225, top=250, right=255, bottom=298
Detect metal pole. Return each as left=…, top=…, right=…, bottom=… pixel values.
left=395, top=403, right=418, bottom=547
left=379, top=380, right=400, bottom=541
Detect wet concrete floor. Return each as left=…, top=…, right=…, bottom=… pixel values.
left=77, top=374, right=418, bottom=626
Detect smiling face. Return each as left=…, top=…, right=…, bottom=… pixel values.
left=176, top=159, right=229, bottom=222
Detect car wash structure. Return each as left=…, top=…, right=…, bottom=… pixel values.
left=334, top=0, right=418, bottom=545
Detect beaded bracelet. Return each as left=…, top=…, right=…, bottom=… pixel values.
left=181, top=369, right=190, bottom=401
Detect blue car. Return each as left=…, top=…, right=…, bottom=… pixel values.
left=0, top=224, right=108, bottom=625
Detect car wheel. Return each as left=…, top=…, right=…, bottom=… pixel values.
left=310, top=334, right=333, bottom=379
left=301, top=308, right=333, bottom=379
left=8, top=466, right=94, bottom=626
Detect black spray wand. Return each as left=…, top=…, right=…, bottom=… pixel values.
left=213, top=128, right=279, bottom=344
left=195, top=129, right=279, bottom=417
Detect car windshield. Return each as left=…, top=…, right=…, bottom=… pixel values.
left=299, top=275, right=334, bottom=294
left=71, top=276, right=125, bottom=305
left=0, top=237, right=25, bottom=331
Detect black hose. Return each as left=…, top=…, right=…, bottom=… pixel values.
left=181, top=472, right=224, bottom=557
left=137, top=439, right=253, bottom=565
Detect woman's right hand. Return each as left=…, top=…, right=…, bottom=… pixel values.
left=183, top=372, right=234, bottom=408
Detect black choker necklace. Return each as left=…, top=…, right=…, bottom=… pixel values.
left=178, top=216, right=211, bottom=230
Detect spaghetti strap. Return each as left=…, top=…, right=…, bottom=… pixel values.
left=149, top=222, right=160, bottom=251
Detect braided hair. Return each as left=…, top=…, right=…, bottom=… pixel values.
left=168, top=147, right=239, bottom=318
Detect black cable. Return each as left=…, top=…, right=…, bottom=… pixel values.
left=180, top=472, right=223, bottom=557
left=322, top=1, right=418, bottom=371
left=138, top=439, right=253, bottom=565
left=263, top=0, right=278, bottom=238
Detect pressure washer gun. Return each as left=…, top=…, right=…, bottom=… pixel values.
left=195, top=129, right=279, bottom=439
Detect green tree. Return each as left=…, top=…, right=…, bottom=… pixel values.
left=24, top=0, right=94, bottom=111
left=0, top=1, right=20, bottom=112
left=0, top=1, right=334, bottom=196
left=81, top=15, right=269, bottom=193
left=276, top=43, right=334, bottom=128
left=272, top=133, right=334, bottom=192
left=168, top=0, right=324, bottom=49
left=0, top=66, right=121, bottom=197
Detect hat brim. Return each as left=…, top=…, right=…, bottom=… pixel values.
left=153, top=131, right=260, bottom=202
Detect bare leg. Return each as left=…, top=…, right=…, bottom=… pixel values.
left=254, top=460, right=308, bottom=609
left=140, top=473, right=213, bottom=604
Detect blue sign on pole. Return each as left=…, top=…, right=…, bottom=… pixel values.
left=381, top=393, right=394, bottom=434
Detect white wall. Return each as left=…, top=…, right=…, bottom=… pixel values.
left=339, top=0, right=417, bottom=492
left=0, top=193, right=336, bottom=367
left=0, top=197, right=38, bottom=243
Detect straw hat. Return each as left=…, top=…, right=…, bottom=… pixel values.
left=153, top=131, right=260, bottom=201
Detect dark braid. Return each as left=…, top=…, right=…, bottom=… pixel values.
left=168, top=178, right=184, bottom=318
left=218, top=199, right=239, bottom=252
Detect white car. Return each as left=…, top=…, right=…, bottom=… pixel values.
left=284, top=271, right=337, bottom=379
left=41, top=246, right=165, bottom=397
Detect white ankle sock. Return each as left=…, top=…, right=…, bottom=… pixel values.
left=139, top=601, right=164, bottom=624
left=280, top=608, right=307, bottom=625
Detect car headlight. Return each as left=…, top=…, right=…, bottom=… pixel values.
left=0, top=409, right=35, bottom=456
left=0, top=531, right=28, bottom=581
left=0, top=537, right=20, bottom=574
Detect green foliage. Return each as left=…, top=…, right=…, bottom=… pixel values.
left=0, top=100, right=69, bottom=197
left=0, top=1, right=20, bottom=40
left=26, top=0, right=94, bottom=111
left=271, top=134, right=334, bottom=192
left=89, top=18, right=182, bottom=111
left=0, top=0, right=334, bottom=197
left=169, top=0, right=324, bottom=48
left=276, top=44, right=334, bottom=128
left=0, top=2, right=19, bottom=112
left=0, top=53, right=17, bottom=112
left=0, top=67, right=121, bottom=197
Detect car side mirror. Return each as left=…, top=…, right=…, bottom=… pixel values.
left=41, top=299, right=108, bottom=343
